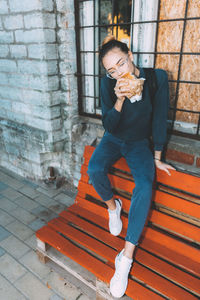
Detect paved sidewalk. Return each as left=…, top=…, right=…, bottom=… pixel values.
left=0, top=166, right=92, bottom=300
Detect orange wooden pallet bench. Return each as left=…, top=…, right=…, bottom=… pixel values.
left=36, top=145, right=200, bottom=300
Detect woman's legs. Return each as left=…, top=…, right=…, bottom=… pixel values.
left=87, top=133, right=123, bottom=235
left=87, top=134, right=121, bottom=202
left=110, top=139, right=154, bottom=298
left=123, top=139, right=155, bottom=255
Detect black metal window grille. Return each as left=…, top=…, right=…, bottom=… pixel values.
left=74, top=0, right=200, bottom=139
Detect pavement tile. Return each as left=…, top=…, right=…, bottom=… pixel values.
left=0, top=274, right=26, bottom=300
left=28, top=218, right=46, bottom=231
left=0, top=253, right=27, bottom=283
left=0, top=210, right=15, bottom=226
left=34, top=193, right=58, bottom=209
left=0, top=187, right=21, bottom=201
left=43, top=271, right=81, bottom=300
left=0, top=235, right=30, bottom=259
left=0, top=225, right=11, bottom=242
left=78, top=294, right=92, bottom=300
left=24, top=234, right=37, bottom=250
left=31, top=205, right=58, bottom=222
left=21, top=179, right=39, bottom=188
left=19, top=185, right=41, bottom=199
left=50, top=294, right=64, bottom=300
left=6, top=220, right=34, bottom=241
left=9, top=207, right=36, bottom=225
left=0, top=182, right=9, bottom=191
left=54, top=193, right=74, bottom=207
left=14, top=272, right=53, bottom=300
left=14, top=194, right=39, bottom=211
left=19, top=250, right=52, bottom=279
left=48, top=203, right=66, bottom=214
left=37, top=186, right=61, bottom=198
left=0, top=247, right=5, bottom=257
left=0, top=197, right=18, bottom=212
left=3, top=177, right=24, bottom=190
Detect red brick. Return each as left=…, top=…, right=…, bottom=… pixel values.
left=166, top=148, right=195, bottom=165
left=196, top=157, right=200, bottom=168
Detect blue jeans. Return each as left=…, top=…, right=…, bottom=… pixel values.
left=87, top=132, right=155, bottom=246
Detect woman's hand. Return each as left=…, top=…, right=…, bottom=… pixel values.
left=154, top=160, right=176, bottom=176
left=114, top=80, right=133, bottom=100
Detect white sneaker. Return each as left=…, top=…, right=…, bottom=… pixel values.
left=110, top=249, right=133, bottom=298
left=108, top=198, right=122, bottom=236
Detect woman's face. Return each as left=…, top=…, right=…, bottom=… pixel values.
left=102, top=47, right=134, bottom=80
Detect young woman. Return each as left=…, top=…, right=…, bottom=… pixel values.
left=87, top=36, right=175, bottom=298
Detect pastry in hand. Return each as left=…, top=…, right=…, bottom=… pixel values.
left=121, top=72, right=145, bottom=102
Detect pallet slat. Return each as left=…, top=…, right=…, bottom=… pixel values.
left=62, top=203, right=200, bottom=277
left=83, top=146, right=200, bottom=197
left=48, top=213, right=198, bottom=299
left=36, top=145, right=200, bottom=300
left=36, top=226, right=163, bottom=300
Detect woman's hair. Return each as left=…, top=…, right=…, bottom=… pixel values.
left=99, top=35, right=129, bottom=61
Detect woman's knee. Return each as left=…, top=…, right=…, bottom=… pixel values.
left=134, top=176, right=154, bottom=193
left=88, top=158, right=105, bottom=177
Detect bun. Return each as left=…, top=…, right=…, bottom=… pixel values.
left=102, top=34, right=116, bottom=46
left=122, top=72, right=136, bottom=79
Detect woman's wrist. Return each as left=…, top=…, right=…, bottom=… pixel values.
left=154, top=157, right=161, bottom=161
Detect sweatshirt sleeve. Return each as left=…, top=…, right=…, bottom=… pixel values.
left=152, top=69, right=169, bottom=151
left=100, top=76, right=121, bottom=133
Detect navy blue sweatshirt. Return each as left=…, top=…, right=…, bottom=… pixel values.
left=100, top=68, right=169, bottom=151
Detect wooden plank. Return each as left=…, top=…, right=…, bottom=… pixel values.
left=50, top=215, right=199, bottom=299
left=149, top=210, right=200, bottom=243
left=154, top=190, right=200, bottom=220
left=75, top=189, right=199, bottom=245
left=36, top=227, right=163, bottom=300
left=36, top=225, right=113, bottom=282
left=130, top=261, right=198, bottom=300
left=156, top=168, right=200, bottom=197
left=62, top=204, right=200, bottom=276
left=140, top=236, right=200, bottom=277
left=75, top=195, right=129, bottom=230
left=80, top=165, right=135, bottom=194
left=65, top=202, right=127, bottom=237
left=135, top=248, right=200, bottom=296
left=159, top=185, right=200, bottom=204
left=60, top=210, right=124, bottom=251
left=83, top=146, right=200, bottom=197
left=61, top=209, right=200, bottom=296
left=48, top=217, right=118, bottom=262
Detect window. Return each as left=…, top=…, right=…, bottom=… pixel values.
left=75, top=0, right=200, bottom=139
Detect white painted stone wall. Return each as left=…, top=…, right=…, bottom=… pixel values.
left=0, top=0, right=80, bottom=183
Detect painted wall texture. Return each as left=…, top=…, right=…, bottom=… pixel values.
left=0, top=0, right=80, bottom=184
left=0, top=0, right=199, bottom=185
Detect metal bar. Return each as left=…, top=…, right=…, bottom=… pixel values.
left=130, top=0, right=134, bottom=52
left=75, top=73, right=200, bottom=84
left=112, top=0, right=114, bottom=35
left=154, top=0, right=161, bottom=69
left=74, top=0, right=84, bottom=116
left=80, top=50, right=200, bottom=55
left=197, top=115, right=200, bottom=136
left=169, top=107, right=200, bottom=114
left=77, top=0, right=200, bottom=138
left=93, top=0, right=97, bottom=114
left=98, top=0, right=101, bottom=109
left=170, top=0, right=189, bottom=132
left=77, top=16, right=200, bottom=29
left=167, top=129, right=200, bottom=141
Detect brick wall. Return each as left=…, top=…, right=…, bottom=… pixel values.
left=0, top=0, right=79, bottom=181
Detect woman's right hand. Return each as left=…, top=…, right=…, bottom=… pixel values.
left=114, top=81, right=133, bottom=100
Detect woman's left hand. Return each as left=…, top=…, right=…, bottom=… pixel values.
left=154, top=160, right=176, bottom=176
